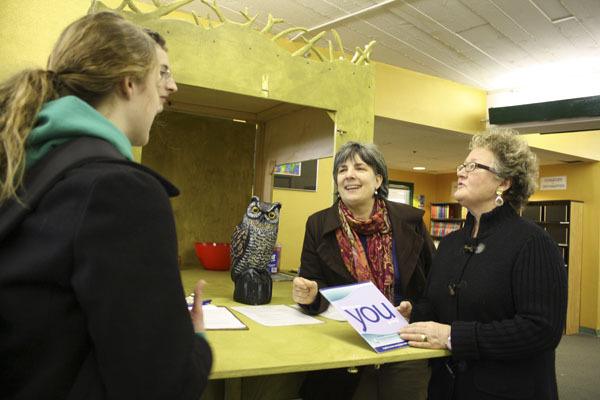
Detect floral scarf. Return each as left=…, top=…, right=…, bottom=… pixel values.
left=335, top=198, right=395, bottom=301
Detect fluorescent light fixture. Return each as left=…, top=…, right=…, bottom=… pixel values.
left=488, top=56, right=600, bottom=107
left=232, top=118, right=247, bottom=123
left=412, top=166, right=426, bottom=171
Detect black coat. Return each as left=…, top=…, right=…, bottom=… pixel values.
left=299, top=199, right=434, bottom=314
left=0, top=159, right=212, bottom=399
left=412, top=204, right=567, bottom=400
left=297, top=199, right=434, bottom=400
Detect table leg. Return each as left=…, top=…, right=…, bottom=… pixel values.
left=224, top=378, right=242, bottom=400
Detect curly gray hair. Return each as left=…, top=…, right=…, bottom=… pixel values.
left=333, top=141, right=389, bottom=198
left=470, top=127, right=538, bottom=211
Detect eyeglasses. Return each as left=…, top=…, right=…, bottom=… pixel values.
left=456, top=162, right=499, bottom=175
left=160, top=67, right=173, bottom=81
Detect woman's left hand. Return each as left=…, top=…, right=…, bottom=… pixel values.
left=189, top=280, right=207, bottom=333
left=399, top=321, right=451, bottom=350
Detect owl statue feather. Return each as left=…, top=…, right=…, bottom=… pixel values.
left=231, top=196, right=281, bottom=305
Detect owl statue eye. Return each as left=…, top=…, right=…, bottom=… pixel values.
left=267, top=211, right=276, bottom=220
left=251, top=206, right=260, bottom=213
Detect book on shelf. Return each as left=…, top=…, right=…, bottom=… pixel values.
left=430, top=221, right=462, bottom=237
left=430, top=204, right=449, bottom=219
left=430, top=203, right=466, bottom=220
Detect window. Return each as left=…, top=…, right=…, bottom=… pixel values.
left=273, top=159, right=318, bottom=191
left=388, top=181, right=413, bottom=206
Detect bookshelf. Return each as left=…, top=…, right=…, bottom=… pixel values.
left=430, top=202, right=466, bottom=247
left=521, top=200, right=583, bottom=335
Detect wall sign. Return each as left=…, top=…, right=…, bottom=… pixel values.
left=540, top=176, right=567, bottom=190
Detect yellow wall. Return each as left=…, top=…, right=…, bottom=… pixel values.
left=374, top=62, right=487, bottom=134
left=523, top=132, right=600, bottom=161
left=0, top=1, right=85, bottom=79
left=272, top=157, right=334, bottom=272
left=434, top=173, right=459, bottom=203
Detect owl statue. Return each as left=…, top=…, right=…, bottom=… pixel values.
left=230, top=196, right=282, bottom=305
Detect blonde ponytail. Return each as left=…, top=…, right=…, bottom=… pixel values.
left=0, top=11, right=157, bottom=204
left=0, top=69, right=58, bottom=203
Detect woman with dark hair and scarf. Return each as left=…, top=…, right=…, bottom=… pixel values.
left=293, top=141, right=434, bottom=400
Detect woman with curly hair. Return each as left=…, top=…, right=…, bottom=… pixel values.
left=399, top=128, right=567, bottom=400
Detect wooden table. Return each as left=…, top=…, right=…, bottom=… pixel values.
left=181, top=268, right=449, bottom=399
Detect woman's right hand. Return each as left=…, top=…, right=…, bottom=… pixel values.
left=397, top=300, right=412, bottom=321
left=292, top=277, right=318, bottom=305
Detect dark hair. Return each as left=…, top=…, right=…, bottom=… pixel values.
left=144, top=28, right=167, bottom=50
left=333, top=141, right=389, bottom=198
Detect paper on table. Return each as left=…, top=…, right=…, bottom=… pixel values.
left=288, top=304, right=346, bottom=322
left=320, top=304, right=347, bottom=321
left=202, top=305, right=248, bottom=330
left=232, top=305, right=323, bottom=327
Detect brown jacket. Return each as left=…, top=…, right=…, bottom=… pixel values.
left=299, top=199, right=434, bottom=314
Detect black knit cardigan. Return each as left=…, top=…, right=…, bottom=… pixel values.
left=412, top=203, right=567, bottom=400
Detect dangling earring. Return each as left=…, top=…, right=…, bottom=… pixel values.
left=495, top=188, right=504, bottom=207
left=374, top=188, right=379, bottom=196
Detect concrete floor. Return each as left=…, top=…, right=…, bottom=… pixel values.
left=556, top=334, right=600, bottom=399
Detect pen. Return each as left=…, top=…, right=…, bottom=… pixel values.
left=186, top=299, right=212, bottom=310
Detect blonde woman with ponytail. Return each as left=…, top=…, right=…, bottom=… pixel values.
left=0, top=12, right=211, bottom=400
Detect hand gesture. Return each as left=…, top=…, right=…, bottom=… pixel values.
left=292, top=277, right=318, bottom=305
left=397, top=301, right=412, bottom=321
left=189, top=280, right=207, bottom=333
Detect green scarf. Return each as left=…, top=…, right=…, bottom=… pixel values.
left=26, top=95, right=133, bottom=169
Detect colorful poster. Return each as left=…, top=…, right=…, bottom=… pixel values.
left=320, top=282, right=408, bottom=352
left=274, top=162, right=302, bottom=176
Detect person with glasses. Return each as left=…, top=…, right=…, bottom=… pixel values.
left=397, top=128, right=567, bottom=400
left=293, top=141, right=434, bottom=400
left=144, top=28, right=178, bottom=105
left=0, top=12, right=211, bottom=400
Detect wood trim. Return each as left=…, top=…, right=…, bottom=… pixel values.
left=566, top=201, right=583, bottom=335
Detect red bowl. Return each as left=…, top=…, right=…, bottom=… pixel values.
left=194, top=242, right=231, bottom=271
